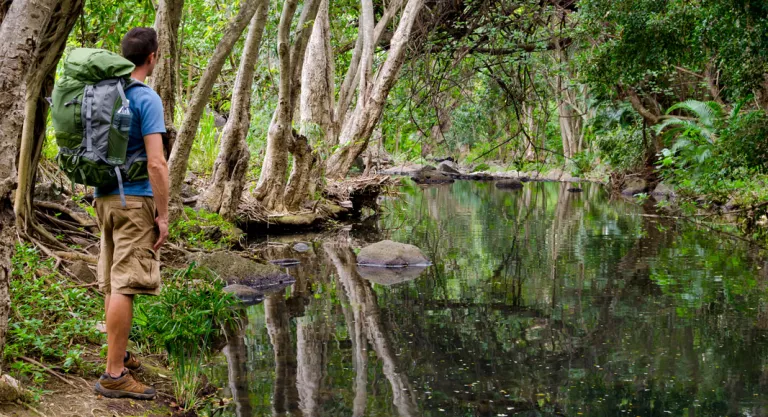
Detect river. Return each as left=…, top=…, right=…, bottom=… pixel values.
left=210, top=180, right=768, bottom=417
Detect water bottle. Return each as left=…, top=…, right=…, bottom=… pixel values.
left=114, top=101, right=132, bottom=135
left=109, top=100, right=132, bottom=165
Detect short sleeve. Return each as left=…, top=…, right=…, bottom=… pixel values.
left=138, top=90, right=166, bottom=136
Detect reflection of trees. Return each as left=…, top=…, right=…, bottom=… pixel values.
left=223, top=313, right=252, bottom=417
left=265, top=292, right=300, bottom=416
left=325, top=243, right=419, bottom=417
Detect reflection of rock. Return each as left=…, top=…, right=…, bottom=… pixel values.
left=567, top=187, right=583, bottom=193
left=495, top=179, right=523, bottom=190
left=223, top=284, right=264, bottom=306
left=357, top=265, right=427, bottom=286
left=270, top=258, right=301, bottom=267
left=357, top=240, right=430, bottom=267
left=194, top=252, right=294, bottom=291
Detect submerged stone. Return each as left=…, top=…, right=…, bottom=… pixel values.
left=621, top=178, right=648, bottom=195
left=358, top=265, right=428, bottom=286
left=223, top=284, right=264, bottom=306
left=357, top=240, right=430, bottom=267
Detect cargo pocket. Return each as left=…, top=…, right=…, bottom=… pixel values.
left=128, top=247, right=161, bottom=290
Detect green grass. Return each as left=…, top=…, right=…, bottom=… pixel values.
left=169, top=206, right=240, bottom=250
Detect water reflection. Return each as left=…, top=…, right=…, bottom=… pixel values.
left=214, top=181, right=768, bottom=417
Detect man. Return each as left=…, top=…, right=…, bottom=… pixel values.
left=93, top=27, right=169, bottom=400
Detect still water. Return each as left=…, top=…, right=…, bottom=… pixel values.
left=212, top=180, right=768, bottom=417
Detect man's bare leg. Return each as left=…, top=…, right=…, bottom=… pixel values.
left=105, top=293, right=133, bottom=377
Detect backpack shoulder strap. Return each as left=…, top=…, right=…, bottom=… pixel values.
left=124, top=79, right=150, bottom=91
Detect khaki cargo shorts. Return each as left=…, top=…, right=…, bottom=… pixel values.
left=95, top=195, right=162, bottom=295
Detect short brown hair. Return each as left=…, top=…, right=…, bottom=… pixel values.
left=121, top=28, right=158, bottom=67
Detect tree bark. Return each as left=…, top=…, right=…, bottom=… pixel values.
left=325, top=0, right=425, bottom=179
left=284, top=0, right=333, bottom=211
left=254, top=0, right=320, bottom=212
left=0, top=0, right=60, bottom=365
left=14, top=0, right=83, bottom=236
left=150, top=0, right=185, bottom=152
left=167, top=0, right=260, bottom=212
left=198, top=0, right=268, bottom=219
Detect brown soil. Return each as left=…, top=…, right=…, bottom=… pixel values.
left=0, top=378, right=174, bottom=417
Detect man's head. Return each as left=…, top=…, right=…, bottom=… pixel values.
left=121, top=28, right=158, bottom=75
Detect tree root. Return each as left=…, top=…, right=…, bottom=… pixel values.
left=52, top=251, right=97, bottom=265
left=34, top=200, right=97, bottom=230
left=18, top=356, right=76, bottom=388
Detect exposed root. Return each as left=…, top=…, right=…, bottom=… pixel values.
left=18, top=356, right=76, bottom=388
left=52, top=251, right=97, bottom=265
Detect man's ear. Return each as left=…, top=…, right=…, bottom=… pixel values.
left=147, top=51, right=156, bottom=66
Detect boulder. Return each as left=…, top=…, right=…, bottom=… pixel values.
left=543, top=169, right=565, bottom=181
left=357, top=240, right=430, bottom=267
left=70, top=261, right=96, bottom=283
left=651, top=182, right=676, bottom=197
left=34, top=182, right=67, bottom=203
left=412, top=170, right=454, bottom=184
left=381, top=164, right=431, bottom=176
left=223, top=284, right=264, bottom=306
left=495, top=179, right=524, bottom=190
left=357, top=265, right=428, bottom=286
left=621, top=178, right=648, bottom=196
left=437, top=161, right=461, bottom=174
left=194, top=252, right=294, bottom=291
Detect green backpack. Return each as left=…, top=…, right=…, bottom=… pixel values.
left=51, top=48, right=150, bottom=205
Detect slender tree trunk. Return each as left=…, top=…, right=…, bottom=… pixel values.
left=151, top=0, right=185, bottom=151
left=254, top=0, right=320, bottom=212
left=284, top=0, right=333, bottom=211
left=0, top=0, right=61, bottom=367
left=167, top=0, right=261, bottom=212
left=198, top=0, right=268, bottom=219
left=325, top=0, right=425, bottom=179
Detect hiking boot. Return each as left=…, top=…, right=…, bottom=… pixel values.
left=94, top=368, right=156, bottom=400
left=124, top=351, right=142, bottom=371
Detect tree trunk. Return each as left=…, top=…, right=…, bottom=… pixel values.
left=0, top=0, right=61, bottom=366
left=14, top=0, right=83, bottom=240
left=167, top=0, right=261, bottom=212
left=254, top=0, right=320, bottom=212
left=325, top=0, right=425, bottom=179
left=284, top=0, right=333, bottom=211
left=198, top=0, right=268, bottom=219
left=150, top=0, right=185, bottom=152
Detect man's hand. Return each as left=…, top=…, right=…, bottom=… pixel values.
left=154, top=217, right=169, bottom=252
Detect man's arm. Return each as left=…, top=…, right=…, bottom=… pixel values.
left=145, top=133, right=169, bottom=251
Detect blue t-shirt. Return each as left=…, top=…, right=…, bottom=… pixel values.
left=95, top=82, right=165, bottom=197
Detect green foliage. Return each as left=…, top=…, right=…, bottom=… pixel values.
left=133, top=264, right=240, bottom=410
left=169, top=207, right=240, bottom=250
left=187, top=110, right=220, bottom=175
left=7, top=244, right=102, bottom=383
left=133, top=264, right=239, bottom=356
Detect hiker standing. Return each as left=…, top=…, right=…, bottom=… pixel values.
left=88, top=28, right=169, bottom=399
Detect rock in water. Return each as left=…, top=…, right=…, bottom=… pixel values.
left=568, top=187, right=583, bottom=193
left=293, top=242, right=311, bottom=252
left=194, top=252, right=294, bottom=291
left=358, top=265, right=428, bottom=286
left=437, top=161, right=461, bottom=174
left=495, top=179, right=524, bottom=190
left=357, top=240, right=430, bottom=267
left=270, top=258, right=301, bottom=267
left=411, top=170, right=454, bottom=184
left=622, top=178, right=648, bottom=196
